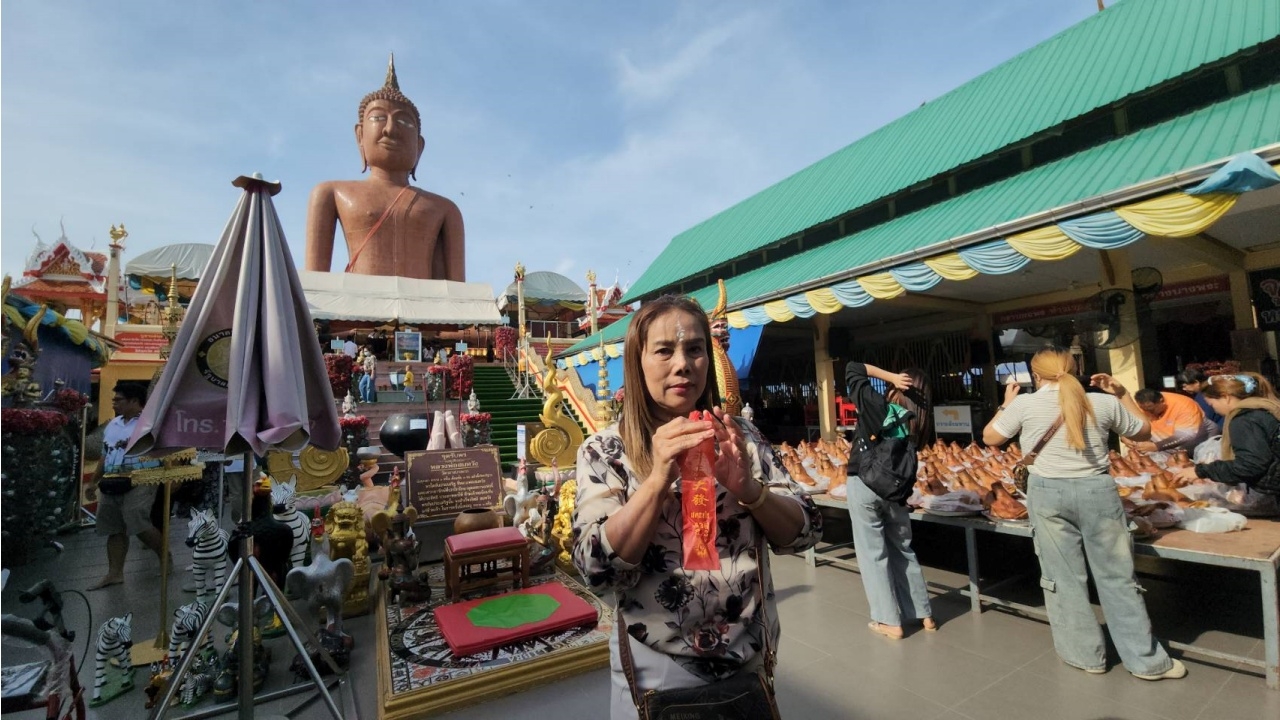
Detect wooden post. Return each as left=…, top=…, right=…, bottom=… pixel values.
left=813, top=315, right=837, bottom=442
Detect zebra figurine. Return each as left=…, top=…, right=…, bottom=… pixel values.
left=179, top=652, right=214, bottom=707
left=90, top=612, right=134, bottom=706
left=271, top=477, right=310, bottom=569
left=186, top=508, right=229, bottom=603
left=168, top=600, right=213, bottom=657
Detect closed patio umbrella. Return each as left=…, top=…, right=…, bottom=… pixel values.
left=129, top=174, right=346, bottom=720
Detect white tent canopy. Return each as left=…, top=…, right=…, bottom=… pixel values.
left=126, top=243, right=215, bottom=279
left=299, top=270, right=503, bottom=326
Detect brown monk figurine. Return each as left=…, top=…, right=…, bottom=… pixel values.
left=305, top=55, right=465, bottom=281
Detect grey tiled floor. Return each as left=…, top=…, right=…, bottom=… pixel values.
left=3, top=519, right=1276, bottom=719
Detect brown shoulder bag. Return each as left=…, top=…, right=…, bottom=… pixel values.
left=1012, top=416, right=1063, bottom=494
left=616, top=537, right=781, bottom=720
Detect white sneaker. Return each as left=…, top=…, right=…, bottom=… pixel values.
left=1132, top=658, right=1187, bottom=681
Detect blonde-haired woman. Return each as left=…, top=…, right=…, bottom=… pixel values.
left=1173, top=373, right=1280, bottom=495
left=982, top=348, right=1185, bottom=680
left=572, top=294, right=823, bottom=718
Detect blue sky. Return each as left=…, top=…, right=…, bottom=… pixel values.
left=2, top=0, right=1097, bottom=298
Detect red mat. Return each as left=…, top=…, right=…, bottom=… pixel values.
left=433, top=581, right=599, bottom=657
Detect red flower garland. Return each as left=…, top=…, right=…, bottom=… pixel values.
left=494, top=326, right=516, bottom=360
left=449, top=354, right=474, bottom=398
left=339, top=415, right=369, bottom=432
left=1, top=408, right=70, bottom=434
left=460, top=412, right=492, bottom=426
left=325, top=354, right=354, bottom=395
left=52, top=388, right=89, bottom=415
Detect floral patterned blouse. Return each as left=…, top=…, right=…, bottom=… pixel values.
left=572, top=417, right=823, bottom=682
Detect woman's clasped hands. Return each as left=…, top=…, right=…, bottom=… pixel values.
left=646, top=408, right=763, bottom=505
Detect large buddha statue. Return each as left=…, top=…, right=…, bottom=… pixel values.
left=305, top=55, right=465, bottom=281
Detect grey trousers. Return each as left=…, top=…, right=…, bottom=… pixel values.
left=847, top=477, right=933, bottom=626
left=1027, top=473, right=1173, bottom=675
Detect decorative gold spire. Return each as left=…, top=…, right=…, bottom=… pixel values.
left=108, top=223, right=128, bottom=249
left=160, top=263, right=182, bottom=361
left=385, top=53, right=400, bottom=90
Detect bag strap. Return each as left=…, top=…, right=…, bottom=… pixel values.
left=616, top=532, right=773, bottom=711
left=616, top=605, right=645, bottom=712
left=1021, top=415, right=1064, bottom=464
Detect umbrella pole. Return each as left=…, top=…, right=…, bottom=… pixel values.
left=238, top=451, right=254, bottom=720
left=217, top=462, right=225, bottom=525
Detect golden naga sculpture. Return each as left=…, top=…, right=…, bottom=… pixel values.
left=529, top=343, right=585, bottom=467
left=708, top=279, right=742, bottom=416
left=325, top=501, right=371, bottom=617
left=550, top=477, right=577, bottom=571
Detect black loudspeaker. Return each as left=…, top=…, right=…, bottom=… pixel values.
left=828, top=327, right=854, bottom=359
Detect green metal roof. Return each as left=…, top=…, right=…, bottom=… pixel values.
left=561, top=313, right=634, bottom=356
left=677, top=82, right=1280, bottom=310
left=625, top=0, right=1280, bottom=301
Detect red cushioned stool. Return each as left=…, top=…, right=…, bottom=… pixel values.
left=443, top=526, right=530, bottom=602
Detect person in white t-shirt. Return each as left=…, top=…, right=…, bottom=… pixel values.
left=982, top=348, right=1184, bottom=681
left=89, top=383, right=165, bottom=591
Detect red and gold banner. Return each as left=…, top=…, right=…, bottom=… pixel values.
left=679, top=410, right=719, bottom=571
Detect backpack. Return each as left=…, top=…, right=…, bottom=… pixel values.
left=846, top=363, right=925, bottom=505
left=853, top=433, right=918, bottom=504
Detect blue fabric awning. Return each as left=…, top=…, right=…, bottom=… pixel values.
left=573, top=324, right=765, bottom=396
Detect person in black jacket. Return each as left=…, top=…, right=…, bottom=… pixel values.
left=845, top=362, right=937, bottom=639
left=1173, top=372, right=1280, bottom=487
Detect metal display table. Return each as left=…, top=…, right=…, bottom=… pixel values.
left=806, top=492, right=1280, bottom=689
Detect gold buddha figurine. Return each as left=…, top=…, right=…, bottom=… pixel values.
left=324, top=501, right=371, bottom=616
left=305, top=54, right=465, bottom=282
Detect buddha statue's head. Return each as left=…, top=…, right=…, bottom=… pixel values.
left=356, top=54, right=425, bottom=180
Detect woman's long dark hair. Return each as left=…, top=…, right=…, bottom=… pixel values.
left=885, top=368, right=931, bottom=443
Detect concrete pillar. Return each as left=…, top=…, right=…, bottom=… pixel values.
left=1097, top=250, right=1144, bottom=392
left=1229, top=270, right=1255, bottom=330
left=104, top=231, right=125, bottom=338
left=813, top=315, right=837, bottom=442
left=1229, top=270, right=1262, bottom=372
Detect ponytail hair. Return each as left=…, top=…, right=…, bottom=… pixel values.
left=1029, top=347, right=1095, bottom=451
left=1202, top=371, right=1276, bottom=401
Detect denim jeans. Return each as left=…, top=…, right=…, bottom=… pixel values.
left=359, top=373, right=374, bottom=403
left=1027, top=473, right=1173, bottom=674
left=847, top=477, right=932, bottom=626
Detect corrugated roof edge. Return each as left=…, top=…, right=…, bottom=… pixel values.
left=623, top=0, right=1280, bottom=302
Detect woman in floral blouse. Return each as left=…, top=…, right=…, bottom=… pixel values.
left=572, top=294, right=823, bottom=719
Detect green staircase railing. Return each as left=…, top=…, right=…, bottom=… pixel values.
left=471, top=364, right=544, bottom=468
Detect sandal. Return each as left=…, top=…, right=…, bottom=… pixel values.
left=922, top=617, right=938, bottom=631
left=868, top=622, right=904, bottom=640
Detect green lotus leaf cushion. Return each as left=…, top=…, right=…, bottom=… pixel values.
left=466, top=593, right=562, bottom=629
